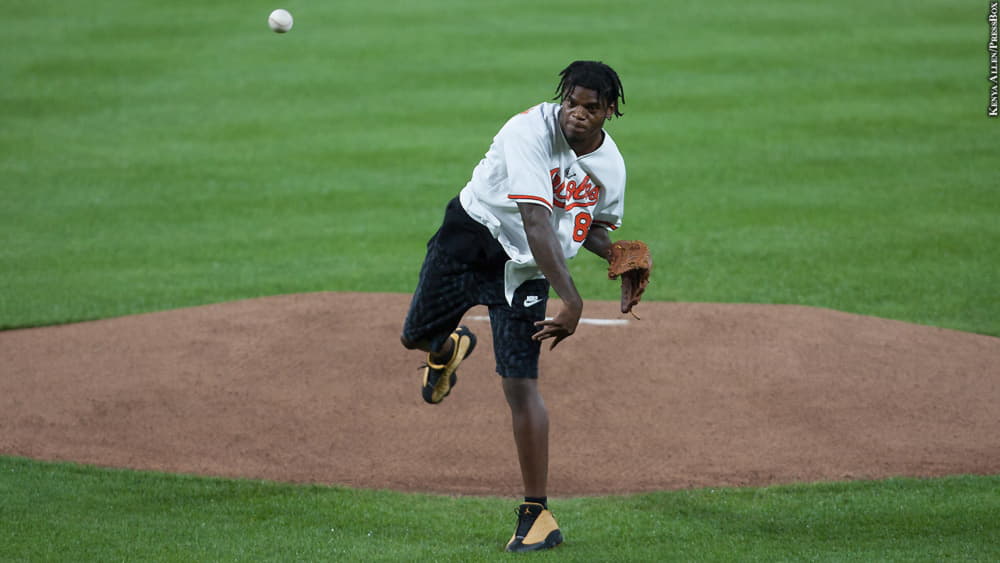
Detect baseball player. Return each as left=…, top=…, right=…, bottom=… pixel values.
left=401, top=60, right=627, bottom=552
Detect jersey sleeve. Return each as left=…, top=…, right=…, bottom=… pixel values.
left=500, top=111, right=554, bottom=211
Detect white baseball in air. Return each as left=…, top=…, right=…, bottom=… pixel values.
left=268, top=9, right=293, bottom=33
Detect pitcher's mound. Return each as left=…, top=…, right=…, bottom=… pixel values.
left=2, top=292, right=998, bottom=496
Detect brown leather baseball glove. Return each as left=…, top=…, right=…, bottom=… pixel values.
left=607, top=240, right=652, bottom=317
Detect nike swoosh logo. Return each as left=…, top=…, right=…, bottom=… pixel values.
left=523, top=296, right=543, bottom=308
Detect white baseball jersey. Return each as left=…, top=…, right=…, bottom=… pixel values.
left=459, top=102, right=627, bottom=305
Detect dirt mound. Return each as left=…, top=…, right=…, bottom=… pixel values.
left=2, top=292, right=997, bottom=496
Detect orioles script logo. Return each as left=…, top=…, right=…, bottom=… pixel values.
left=550, top=168, right=600, bottom=211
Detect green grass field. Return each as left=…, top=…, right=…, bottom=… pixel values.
left=2, top=1, right=998, bottom=560
left=2, top=457, right=998, bottom=562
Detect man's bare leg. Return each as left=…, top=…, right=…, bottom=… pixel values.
left=502, top=378, right=549, bottom=497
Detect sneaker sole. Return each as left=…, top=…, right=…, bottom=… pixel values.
left=506, top=529, right=563, bottom=552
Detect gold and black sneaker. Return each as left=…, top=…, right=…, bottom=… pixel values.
left=421, top=326, right=476, bottom=404
left=505, top=502, right=563, bottom=552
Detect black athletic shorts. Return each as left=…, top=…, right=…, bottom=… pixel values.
left=401, top=197, right=550, bottom=379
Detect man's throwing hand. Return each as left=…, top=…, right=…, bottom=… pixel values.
left=532, top=302, right=582, bottom=350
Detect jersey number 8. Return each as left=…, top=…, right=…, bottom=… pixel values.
left=572, top=212, right=592, bottom=242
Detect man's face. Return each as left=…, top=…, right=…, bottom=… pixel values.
left=559, top=86, right=613, bottom=147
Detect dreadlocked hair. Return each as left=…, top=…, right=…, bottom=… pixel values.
left=553, top=60, right=625, bottom=118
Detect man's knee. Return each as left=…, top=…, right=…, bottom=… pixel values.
left=502, top=377, right=543, bottom=411
left=401, top=334, right=430, bottom=351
